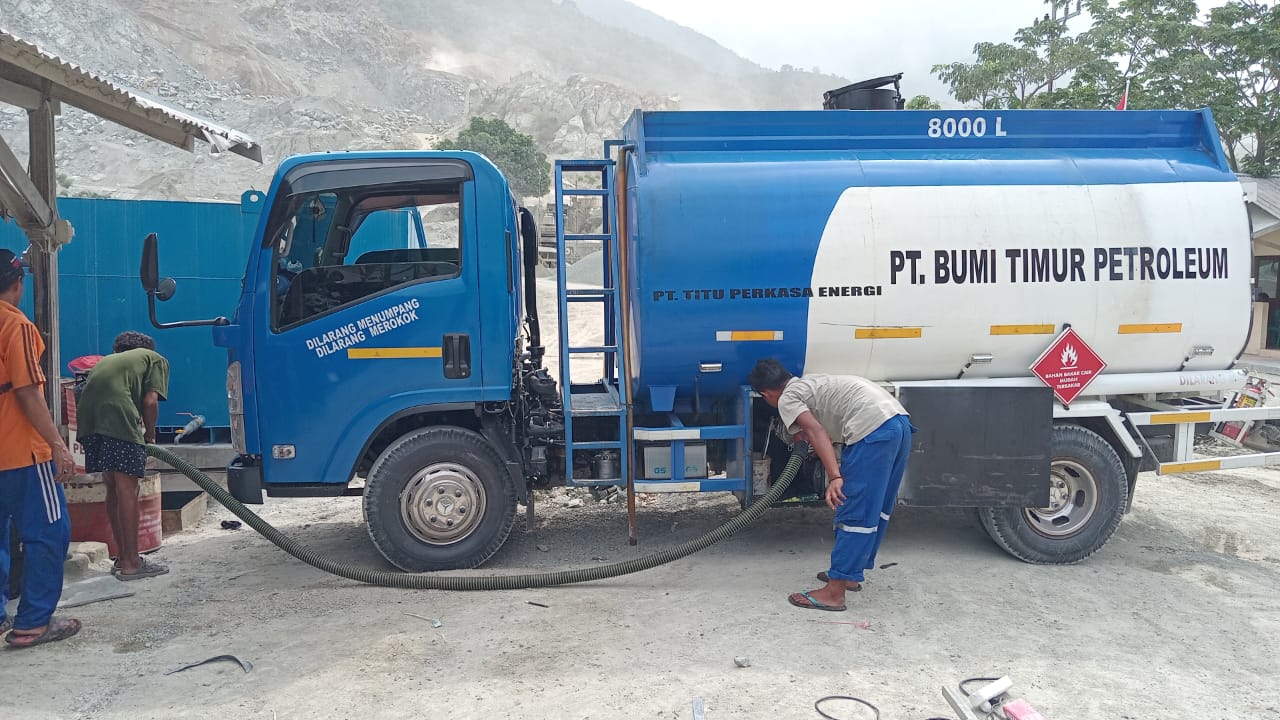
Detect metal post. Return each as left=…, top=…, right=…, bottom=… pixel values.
left=27, top=96, right=60, bottom=425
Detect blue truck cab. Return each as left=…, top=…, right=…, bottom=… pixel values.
left=144, top=151, right=556, bottom=570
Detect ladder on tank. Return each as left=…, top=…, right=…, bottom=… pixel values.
left=553, top=157, right=631, bottom=490
left=555, top=152, right=752, bottom=509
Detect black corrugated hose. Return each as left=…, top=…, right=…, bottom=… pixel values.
left=145, top=443, right=808, bottom=590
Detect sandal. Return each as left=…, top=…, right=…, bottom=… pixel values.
left=815, top=572, right=862, bottom=591
left=5, top=617, right=81, bottom=648
left=0, top=617, right=11, bottom=635
left=788, top=591, right=846, bottom=612
left=113, top=557, right=170, bottom=581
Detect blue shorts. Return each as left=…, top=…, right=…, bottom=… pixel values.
left=82, top=434, right=147, bottom=477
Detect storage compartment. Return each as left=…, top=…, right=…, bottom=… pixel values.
left=642, top=443, right=708, bottom=480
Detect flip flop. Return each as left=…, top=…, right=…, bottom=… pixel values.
left=113, top=557, right=169, bottom=582
left=815, top=572, right=862, bottom=591
left=0, top=617, right=11, bottom=635
left=788, top=591, right=846, bottom=612
left=4, top=617, right=81, bottom=648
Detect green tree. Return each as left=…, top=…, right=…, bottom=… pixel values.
left=937, top=0, right=1279, bottom=175
left=933, top=16, right=1098, bottom=109
left=436, top=117, right=551, bottom=197
left=1198, top=0, right=1280, bottom=175
left=1060, top=0, right=1278, bottom=174
left=906, top=94, right=942, bottom=110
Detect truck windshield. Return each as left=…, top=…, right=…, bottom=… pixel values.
left=271, top=187, right=463, bottom=331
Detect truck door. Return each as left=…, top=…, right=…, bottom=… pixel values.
left=252, top=158, right=483, bottom=488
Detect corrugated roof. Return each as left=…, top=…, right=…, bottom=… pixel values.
left=0, top=27, right=261, bottom=162
left=1243, top=175, right=1280, bottom=218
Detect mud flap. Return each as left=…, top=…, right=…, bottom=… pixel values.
left=896, top=386, right=1052, bottom=507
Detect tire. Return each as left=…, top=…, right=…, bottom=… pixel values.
left=978, top=424, right=1127, bottom=565
left=363, top=426, right=516, bottom=571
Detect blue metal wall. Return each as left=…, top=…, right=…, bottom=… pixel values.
left=2, top=190, right=413, bottom=430
left=2, top=191, right=266, bottom=429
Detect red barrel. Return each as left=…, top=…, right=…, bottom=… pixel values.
left=65, top=473, right=163, bottom=557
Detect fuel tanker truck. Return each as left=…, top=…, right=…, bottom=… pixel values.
left=141, top=104, right=1273, bottom=572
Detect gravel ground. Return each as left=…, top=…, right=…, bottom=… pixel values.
left=2, top=465, right=1278, bottom=720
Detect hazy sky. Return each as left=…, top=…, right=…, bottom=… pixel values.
left=626, top=0, right=1230, bottom=103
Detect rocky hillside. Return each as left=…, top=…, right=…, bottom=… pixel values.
left=0, top=0, right=847, bottom=201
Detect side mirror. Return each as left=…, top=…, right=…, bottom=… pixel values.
left=140, top=232, right=227, bottom=329
left=140, top=232, right=159, bottom=292
left=156, top=277, right=177, bottom=302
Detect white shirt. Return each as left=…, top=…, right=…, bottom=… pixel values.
left=777, top=374, right=906, bottom=446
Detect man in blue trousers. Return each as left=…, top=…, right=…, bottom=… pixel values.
left=749, top=358, right=914, bottom=612
left=0, top=248, right=81, bottom=647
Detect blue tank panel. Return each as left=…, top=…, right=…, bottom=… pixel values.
left=620, top=109, right=1238, bottom=404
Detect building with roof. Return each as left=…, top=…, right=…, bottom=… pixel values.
left=0, top=28, right=257, bottom=420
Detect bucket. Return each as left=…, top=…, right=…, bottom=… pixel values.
left=752, top=454, right=771, bottom=497
left=65, top=472, right=163, bottom=558
left=592, top=451, right=619, bottom=480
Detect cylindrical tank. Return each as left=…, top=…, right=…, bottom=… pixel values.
left=620, top=109, right=1251, bottom=408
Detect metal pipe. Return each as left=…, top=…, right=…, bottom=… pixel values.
left=615, top=147, right=639, bottom=546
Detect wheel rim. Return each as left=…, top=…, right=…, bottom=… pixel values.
left=399, top=462, right=487, bottom=545
left=1023, top=459, right=1099, bottom=539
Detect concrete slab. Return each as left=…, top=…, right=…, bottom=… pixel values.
left=162, top=443, right=236, bottom=470
left=159, top=470, right=228, bottom=495
left=58, top=573, right=134, bottom=609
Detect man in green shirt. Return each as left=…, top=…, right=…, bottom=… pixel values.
left=77, top=331, right=170, bottom=581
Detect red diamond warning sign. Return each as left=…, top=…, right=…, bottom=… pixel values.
left=1030, top=328, right=1107, bottom=406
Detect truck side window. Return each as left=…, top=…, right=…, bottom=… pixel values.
left=273, top=186, right=464, bottom=330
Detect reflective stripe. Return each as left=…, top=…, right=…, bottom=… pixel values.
left=1160, top=459, right=1222, bottom=474
left=716, top=330, right=784, bottom=342
left=836, top=523, right=878, bottom=534
left=989, top=324, right=1055, bottom=336
left=633, top=482, right=701, bottom=492
left=38, top=462, right=60, bottom=523
left=1150, top=411, right=1211, bottom=424
left=46, top=462, right=61, bottom=522
left=880, top=512, right=891, bottom=521
left=1118, top=323, right=1182, bottom=334
left=854, top=327, right=922, bottom=339
left=347, top=347, right=442, bottom=359
left=633, top=428, right=700, bottom=441
left=38, top=462, right=54, bottom=523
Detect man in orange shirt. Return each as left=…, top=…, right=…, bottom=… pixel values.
left=0, top=248, right=81, bottom=648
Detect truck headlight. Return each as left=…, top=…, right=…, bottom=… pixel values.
left=227, top=361, right=246, bottom=453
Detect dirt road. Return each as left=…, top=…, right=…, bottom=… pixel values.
left=4, top=466, right=1278, bottom=720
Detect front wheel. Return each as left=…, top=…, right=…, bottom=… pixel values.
left=363, top=426, right=516, bottom=571
left=978, top=424, right=1128, bottom=564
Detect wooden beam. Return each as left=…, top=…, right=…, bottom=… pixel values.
left=0, top=76, right=41, bottom=110
left=0, top=175, right=36, bottom=224
left=27, top=98, right=61, bottom=424
left=0, top=133, right=53, bottom=228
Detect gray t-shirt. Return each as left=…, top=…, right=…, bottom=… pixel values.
left=777, top=374, right=906, bottom=446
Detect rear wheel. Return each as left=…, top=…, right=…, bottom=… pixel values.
left=364, top=426, right=516, bottom=571
left=978, top=424, right=1127, bottom=564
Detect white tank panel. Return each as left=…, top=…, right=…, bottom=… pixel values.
left=805, top=182, right=1251, bottom=382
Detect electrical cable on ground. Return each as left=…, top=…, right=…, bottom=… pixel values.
left=145, top=442, right=808, bottom=590
left=814, top=695, right=880, bottom=720
left=813, top=694, right=955, bottom=720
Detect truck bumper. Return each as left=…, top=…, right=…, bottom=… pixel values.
left=228, top=455, right=264, bottom=504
